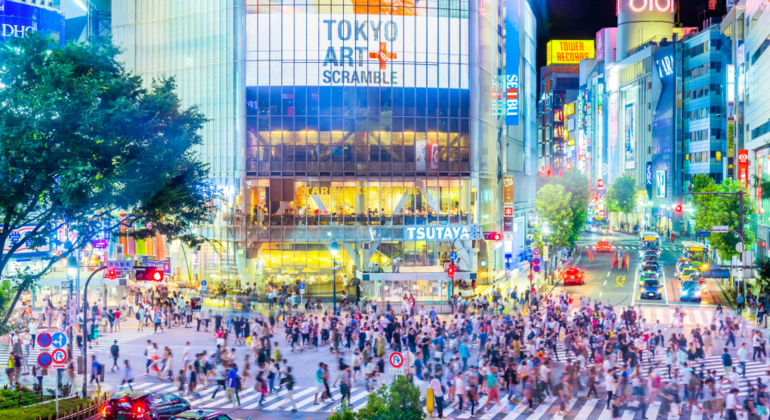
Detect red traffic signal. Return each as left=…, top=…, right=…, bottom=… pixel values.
left=483, top=232, right=502, bottom=241
left=107, top=269, right=116, bottom=280
left=675, top=204, right=682, bottom=212
left=136, top=268, right=164, bottom=281
left=447, top=264, right=455, bottom=279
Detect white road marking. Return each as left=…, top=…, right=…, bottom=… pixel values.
left=607, top=271, right=611, bottom=277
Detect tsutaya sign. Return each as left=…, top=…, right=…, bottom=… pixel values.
left=406, top=225, right=479, bottom=241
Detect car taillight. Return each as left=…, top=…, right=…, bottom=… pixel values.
left=136, top=406, right=144, bottom=416
left=102, top=405, right=110, bottom=416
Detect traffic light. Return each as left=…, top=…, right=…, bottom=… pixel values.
left=447, top=264, right=455, bottom=279
left=136, top=268, right=163, bottom=281
left=107, top=269, right=116, bottom=280
left=483, top=232, right=502, bottom=241
left=675, top=204, right=683, bottom=212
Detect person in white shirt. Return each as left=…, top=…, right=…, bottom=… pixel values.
left=28, top=320, right=37, bottom=349
left=725, top=387, right=742, bottom=420
left=454, top=372, right=467, bottom=412
left=429, top=374, right=445, bottom=418
left=738, top=343, right=748, bottom=377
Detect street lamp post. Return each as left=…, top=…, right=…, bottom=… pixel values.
left=330, top=241, right=339, bottom=314
left=82, top=266, right=107, bottom=398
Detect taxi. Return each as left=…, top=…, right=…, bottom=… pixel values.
left=563, top=267, right=585, bottom=285
left=596, top=241, right=612, bottom=252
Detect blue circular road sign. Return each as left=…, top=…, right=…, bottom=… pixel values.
left=37, top=332, right=52, bottom=348
left=51, top=332, right=68, bottom=349
left=533, top=265, right=541, bottom=273
left=201, top=280, right=207, bottom=286
left=449, top=252, right=458, bottom=261
left=37, top=353, right=52, bottom=367
left=533, top=258, right=541, bottom=265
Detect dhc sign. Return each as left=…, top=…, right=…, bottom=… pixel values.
left=406, top=225, right=476, bottom=241
left=1, top=1, right=65, bottom=46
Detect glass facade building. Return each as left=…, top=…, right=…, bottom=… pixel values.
left=112, top=0, right=537, bottom=301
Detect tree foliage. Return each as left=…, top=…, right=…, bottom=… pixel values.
left=690, top=174, right=755, bottom=261
left=756, top=257, right=770, bottom=294
left=537, top=170, right=589, bottom=246
left=0, top=33, right=214, bottom=322
left=535, top=185, right=574, bottom=249
left=606, top=175, right=637, bottom=215
left=329, top=376, right=424, bottom=420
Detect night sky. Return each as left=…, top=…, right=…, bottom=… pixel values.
left=534, top=0, right=704, bottom=71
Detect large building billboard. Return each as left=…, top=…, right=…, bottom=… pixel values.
left=247, top=1, right=469, bottom=88
left=1, top=1, right=65, bottom=46
left=505, top=0, right=520, bottom=125
left=625, top=103, right=635, bottom=169
left=546, top=40, right=595, bottom=65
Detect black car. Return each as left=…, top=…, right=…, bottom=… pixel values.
left=172, top=410, right=244, bottom=420
left=102, top=392, right=191, bottom=420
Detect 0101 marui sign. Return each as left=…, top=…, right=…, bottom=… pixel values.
left=1, top=1, right=65, bottom=46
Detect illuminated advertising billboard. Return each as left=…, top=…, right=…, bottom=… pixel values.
left=546, top=40, right=595, bottom=65
left=564, top=102, right=575, bottom=116
left=1, top=1, right=65, bottom=46
left=625, top=103, right=635, bottom=169
left=739, top=149, right=749, bottom=189
left=505, top=0, right=520, bottom=125
left=247, top=2, right=469, bottom=88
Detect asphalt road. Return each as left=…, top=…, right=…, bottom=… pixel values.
left=558, top=230, right=730, bottom=309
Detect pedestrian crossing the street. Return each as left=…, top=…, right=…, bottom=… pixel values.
left=0, top=329, right=156, bottom=369
left=126, top=378, right=770, bottom=419
left=637, top=307, right=719, bottom=327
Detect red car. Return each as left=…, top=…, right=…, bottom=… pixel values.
left=596, top=241, right=612, bottom=252
left=563, top=267, right=585, bottom=285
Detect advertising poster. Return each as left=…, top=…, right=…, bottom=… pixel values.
left=505, top=0, right=520, bottom=125
left=625, top=103, right=635, bottom=169
left=503, top=176, right=514, bottom=204
left=759, top=151, right=763, bottom=215
left=656, top=170, right=666, bottom=198
left=739, top=149, right=749, bottom=189
left=415, top=137, right=427, bottom=171
left=608, top=93, right=618, bottom=177
left=546, top=40, right=595, bottom=65
left=427, top=133, right=439, bottom=171
left=728, top=118, right=735, bottom=158
left=246, top=0, right=470, bottom=88
left=646, top=162, right=653, bottom=198
left=1, top=1, right=65, bottom=46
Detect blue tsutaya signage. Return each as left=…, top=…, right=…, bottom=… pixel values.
left=505, top=0, right=520, bottom=125
left=1, top=1, right=65, bottom=46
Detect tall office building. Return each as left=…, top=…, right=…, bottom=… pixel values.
left=111, top=0, right=537, bottom=302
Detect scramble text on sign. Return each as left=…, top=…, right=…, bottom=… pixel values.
left=390, top=352, right=404, bottom=368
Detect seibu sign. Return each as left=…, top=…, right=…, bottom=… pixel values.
left=738, top=149, right=749, bottom=190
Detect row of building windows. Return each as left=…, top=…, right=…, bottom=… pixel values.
left=249, top=116, right=470, bottom=134
left=687, top=84, right=722, bottom=99
left=685, top=128, right=725, bottom=141
left=686, top=39, right=722, bottom=58
left=752, top=119, right=770, bottom=140
left=752, top=35, right=770, bottom=65
left=689, top=62, right=722, bottom=78
left=247, top=86, right=471, bottom=118
left=689, top=106, right=722, bottom=120
left=686, top=150, right=722, bottom=162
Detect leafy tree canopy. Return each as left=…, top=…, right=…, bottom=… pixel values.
left=0, top=33, right=214, bottom=323
left=690, top=174, right=755, bottom=261
left=537, top=170, right=589, bottom=246
left=535, top=184, right=574, bottom=249
left=606, top=175, right=637, bottom=215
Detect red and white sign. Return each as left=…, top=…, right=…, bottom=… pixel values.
left=36, top=332, right=52, bottom=348
left=504, top=207, right=514, bottom=217
left=533, top=248, right=541, bottom=255
left=739, top=149, right=749, bottom=190
left=51, top=348, right=67, bottom=366
left=389, top=352, right=404, bottom=368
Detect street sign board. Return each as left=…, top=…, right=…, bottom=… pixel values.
left=51, top=348, right=67, bottom=365
left=712, top=226, right=730, bottom=233
left=736, top=242, right=745, bottom=252
left=37, top=332, right=52, bottom=348
left=51, top=332, right=67, bottom=349
left=504, top=206, right=514, bottom=217
left=200, top=280, right=207, bottom=286
left=449, top=252, right=458, bottom=261
left=388, top=367, right=405, bottom=375
left=300, top=283, right=305, bottom=290
left=533, top=248, right=541, bottom=255
left=533, top=258, right=542, bottom=265
left=37, top=352, right=52, bottom=367
left=106, top=260, right=134, bottom=272
left=389, top=352, right=404, bottom=368
left=695, top=230, right=711, bottom=238
left=533, top=265, right=541, bottom=273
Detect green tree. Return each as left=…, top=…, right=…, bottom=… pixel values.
left=0, top=33, right=214, bottom=324
left=755, top=257, right=770, bottom=295
left=539, top=170, right=590, bottom=245
left=690, top=174, right=755, bottom=260
left=356, top=376, right=424, bottom=420
left=535, top=184, right=574, bottom=249
left=606, top=175, right=637, bottom=227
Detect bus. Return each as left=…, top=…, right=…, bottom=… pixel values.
left=681, top=241, right=710, bottom=262
left=639, top=232, right=661, bottom=250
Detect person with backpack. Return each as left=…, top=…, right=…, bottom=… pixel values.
left=110, top=340, right=120, bottom=372
left=723, top=347, right=733, bottom=376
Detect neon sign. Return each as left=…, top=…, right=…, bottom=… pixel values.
left=627, top=0, right=675, bottom=12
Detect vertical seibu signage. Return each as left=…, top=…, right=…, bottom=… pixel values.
left=505, top=0, right=520, bottom=125
left=738, top=150, right=749, bottom=190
